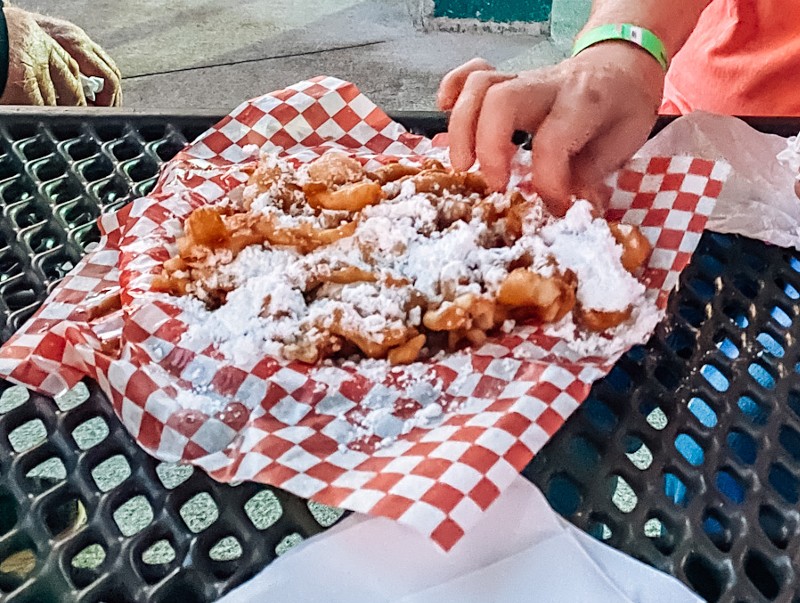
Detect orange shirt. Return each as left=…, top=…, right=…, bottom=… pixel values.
left=661, top=0, right=800, bottom=115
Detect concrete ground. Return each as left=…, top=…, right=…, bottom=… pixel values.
left=15, top=0, right=576, bottom=112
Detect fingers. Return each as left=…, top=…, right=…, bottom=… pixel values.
left=528, top=88, right=618, bottom=216
left=474, top=76, right=558, bottom=192
left=570, top=116, right=654, bottom=210
left=437, top=58, right=495, bottom=111
left=447, top=70, right=516, bottom=170
left=91, top=43, right=122, bottom=106
left=37, top=71, right=57, bottom=106
left=49, top=46, right=87, bottom=106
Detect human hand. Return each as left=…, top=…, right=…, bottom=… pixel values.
left=438, top=44, right=666, bottom=216
left=0, top=7, right=86, bottom=106
left=32, top=13, right=121, bottom=106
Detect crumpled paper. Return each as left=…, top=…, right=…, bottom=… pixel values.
left=639, top=111, right=800, bottom=249
left=217, top=476, right=701, bottom=603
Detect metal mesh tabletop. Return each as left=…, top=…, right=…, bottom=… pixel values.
left=0, top=110, right=798, bottom=603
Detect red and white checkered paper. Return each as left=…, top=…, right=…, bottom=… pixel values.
left=0, top=77, right=730, bottom=550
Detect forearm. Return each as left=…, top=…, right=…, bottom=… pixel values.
left=580, top=0, right=710, bottom=58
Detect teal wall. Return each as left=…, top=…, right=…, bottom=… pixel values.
left=432, top=0, right=553, bottom=23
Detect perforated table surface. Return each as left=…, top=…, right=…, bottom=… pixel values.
left=0, top=110, right=799, bottom=603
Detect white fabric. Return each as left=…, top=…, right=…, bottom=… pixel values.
left=218, top=476, right=701, bottom=603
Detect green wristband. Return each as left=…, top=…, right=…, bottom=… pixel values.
left=572, top=24, right=669, bottom=71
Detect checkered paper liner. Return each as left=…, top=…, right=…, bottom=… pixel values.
left=0, top=78, right=731, bottom=550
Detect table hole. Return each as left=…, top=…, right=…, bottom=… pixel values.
left=727, top=430, right=757, bottom=465
left=156, top=463, right=194, bottom=489
left=756, top=332, right=785, bottom=358
left=723, top=303, right=749, bottom=328
left=584, top=397, right=618, bottom=434
left=748, top=363, right=776, bottom=390
left=733, top=273, right=760, bottom=299
left=26, top=223, right=62, bottom=254
left=179, top=492, right=219, bottom=533
left=644, top=516, right=674, bottom=554
left=0, top=494, right=16, bottom=536
left=701, top=364, right=729, bottom=392
left=688, top=397, right=717, bottom=428
left=789, top=255, right=800, bottom=274
left=109, top=139, right=141, bottom=161
left=609, top=475, right=637, bottom=513
left=142, top=539, right=176, bottom=565
left=654, top=362, right=681, bottom=389
left=9, top=418, right=47, bottom=453
left=779, top=426, right=800, bottom=462
left=745, top=551, right=780, bottom=600
left=152, top=575, right=204, bottom=603
left=606, top=365, right=632, bottom=393
left=69, top=542, right=105, bottom=588
left=58, top=201, right=95, bottom=230
left=54, top=382, right=89, bottom=412
left=44, top=497, right=86, bottom=537
left=21, top=454, right=63, bottom=482
left=38, top=252, right=73, bottom=283
left=43, top=176, right=81, bottom=206
left=771, top=305, right=792, bottom=328
left=93, top=124, right=124, bottom=142
left=276, top=533, right=303, bottom=556
left=71, top=543, right=105, bottom=570
left=33, top=156, right=67, bottom=182
left=0, top=178, right=34, bottom=206
left=675, top=433, right=704, bottom=466
left=113, top=495, right=154, bottom=537
left=0, top=385, right=29, bottom=414
left=588, top=520, right=612, bottom=541
left=717, top=469, right=746, bottom=504
left=783, top=281, right=800, bottom=300
left=546, top=473, right=582, bottom=516
left=698, top=252, right=725, bottom=276
left=307, top=501, right=345, bottom=527
left=124, top=158, right=159, bottom=183
left=0, top=545, right=37, bottom=592
left=645, top=406, right=668, bottom=430
left=72, top=416, right=109, bottom=450
left=702, top=509, right=733, bottom=552
left=759, top=505, right=789, bottom=549
left=244, top=489, right=282, bottom=530
left=153, top=138, right=185, bottom=161
left=715, top=336, right=739, bottom=360
left=739, top=395, right=770, bottom=426
left=138, top=124, right=166, bottom=142
left=683, top=554, right=724, bottom=603
left=209, top=536, right=243, bottom=562
left=769, top=464, right=799, bottom=504
left=64, top=138, right=99, bottom=161
left=687, top=276, right=715, bottom=301
left=0, top=156, right=14, bottom=181
left=79, top=157, right=113, bottom=182
left=664, top=472, right=691, bottom=507
left=18, top=136, right=52, bottom=160
left=91, top=455, right=131, bottom=492
left=665, top=327, right=696, bottom=360
left=11, top=204, right=47, bottom=229
left=568, top=435, right=600, bottom=471
left=91, top=175, right=130, bottom=207
left=0, top=251, right=22, bottom=284
left=624, top=436, right=652, bottom=470
left=678, top=301, right=705, bottom=327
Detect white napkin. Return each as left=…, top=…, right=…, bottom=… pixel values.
left=80, top=75, right=105, bottom=103
left=218, top=476, right=700, bottom=603
left=639, top=112, right=800, bottom=250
